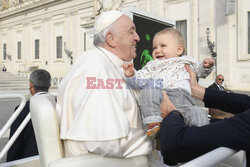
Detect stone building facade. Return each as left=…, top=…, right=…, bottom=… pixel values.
left=0, top=0, right=249, bottom=91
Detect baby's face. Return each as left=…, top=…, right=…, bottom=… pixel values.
left=152, top=33, right=183, bottom=60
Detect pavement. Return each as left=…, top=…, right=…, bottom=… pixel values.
left=0, top=98, right=20, bottom=163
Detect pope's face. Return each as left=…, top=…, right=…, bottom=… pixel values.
left=112, top=15, right=140, bottom=61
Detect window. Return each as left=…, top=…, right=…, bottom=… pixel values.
left=176, top=20, right=187, bottom=55
left=56, top=36, right=62, bottom=58
left=3, top=43, right=6, bottom=60
left=17, top=42, right=21, bottom=60
left=35, top=39, right=39, bottom=59
left=248, top=12, right=250, bottom=54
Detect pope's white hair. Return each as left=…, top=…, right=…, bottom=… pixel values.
left=93, top=27, right=110, bottom=46
left=93, top=22, right=121, bottom=47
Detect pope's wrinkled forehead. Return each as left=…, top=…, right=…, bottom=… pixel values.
left=93, top=10, right=127, bottom=35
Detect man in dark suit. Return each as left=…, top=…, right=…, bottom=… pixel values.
left=160, top=65, right=250, bottom=165
left=208, top=74, right=225, bottom=91
left=208, top=74, right=233, bottom=121
left=6, top=69, right=55, bottom=162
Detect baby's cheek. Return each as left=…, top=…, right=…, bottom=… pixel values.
left=152, top=52, right=156, bottom=60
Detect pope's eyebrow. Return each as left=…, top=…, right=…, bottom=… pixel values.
left=129, top=26, right=136, bottom=31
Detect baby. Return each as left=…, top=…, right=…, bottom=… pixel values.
left=123, top=28, right=215, bottom=138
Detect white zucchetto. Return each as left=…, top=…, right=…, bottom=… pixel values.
left=93, top=10, right=124, bottom=35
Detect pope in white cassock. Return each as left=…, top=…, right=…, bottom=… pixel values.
left=56, top=10, right=162, bottom=164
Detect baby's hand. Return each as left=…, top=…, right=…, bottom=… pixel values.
left=122, top=62, right=135, bottom=77
left=203, top=58, right=215, bottom=68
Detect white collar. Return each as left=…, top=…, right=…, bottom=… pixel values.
left=97, top=47, right=127, bottom=69
left=34, top=92, right=48, bottom=96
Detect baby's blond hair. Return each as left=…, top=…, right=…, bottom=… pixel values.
left=154, top=28, right=185, bottom=56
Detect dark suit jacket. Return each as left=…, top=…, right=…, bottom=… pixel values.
left=6, top=101, right=38, bottom=162
left=208, top=83, right=220, bottom=90
left=208, top=82, right=225, bottom=91
left=160, top=88, right=250, bottom=164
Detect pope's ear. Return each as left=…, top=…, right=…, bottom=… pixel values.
left=106, top=32, right=116, bottom=48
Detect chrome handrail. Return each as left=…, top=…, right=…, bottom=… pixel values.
left=0, top=94, right=27, bottom=160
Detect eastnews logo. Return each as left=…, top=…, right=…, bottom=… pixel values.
left=86, top=77, right=163, bottom=89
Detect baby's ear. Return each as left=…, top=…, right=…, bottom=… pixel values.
left=177, top=46, right=184, bottom=56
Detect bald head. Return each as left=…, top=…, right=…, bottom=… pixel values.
left=215, top=74, right=224, bottom=86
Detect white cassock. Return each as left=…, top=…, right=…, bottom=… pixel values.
left=56, top=47, right=152, bottom=158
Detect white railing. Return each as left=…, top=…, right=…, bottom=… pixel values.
left=0, top=94, right=28, bottom=160
left=180, top=147, right=245, bottom=167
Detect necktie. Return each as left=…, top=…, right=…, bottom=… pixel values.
left=220, top=86, right=224, bottom=91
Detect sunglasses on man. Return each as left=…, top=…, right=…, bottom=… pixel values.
left=218, top=78, right=224, bottom=81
